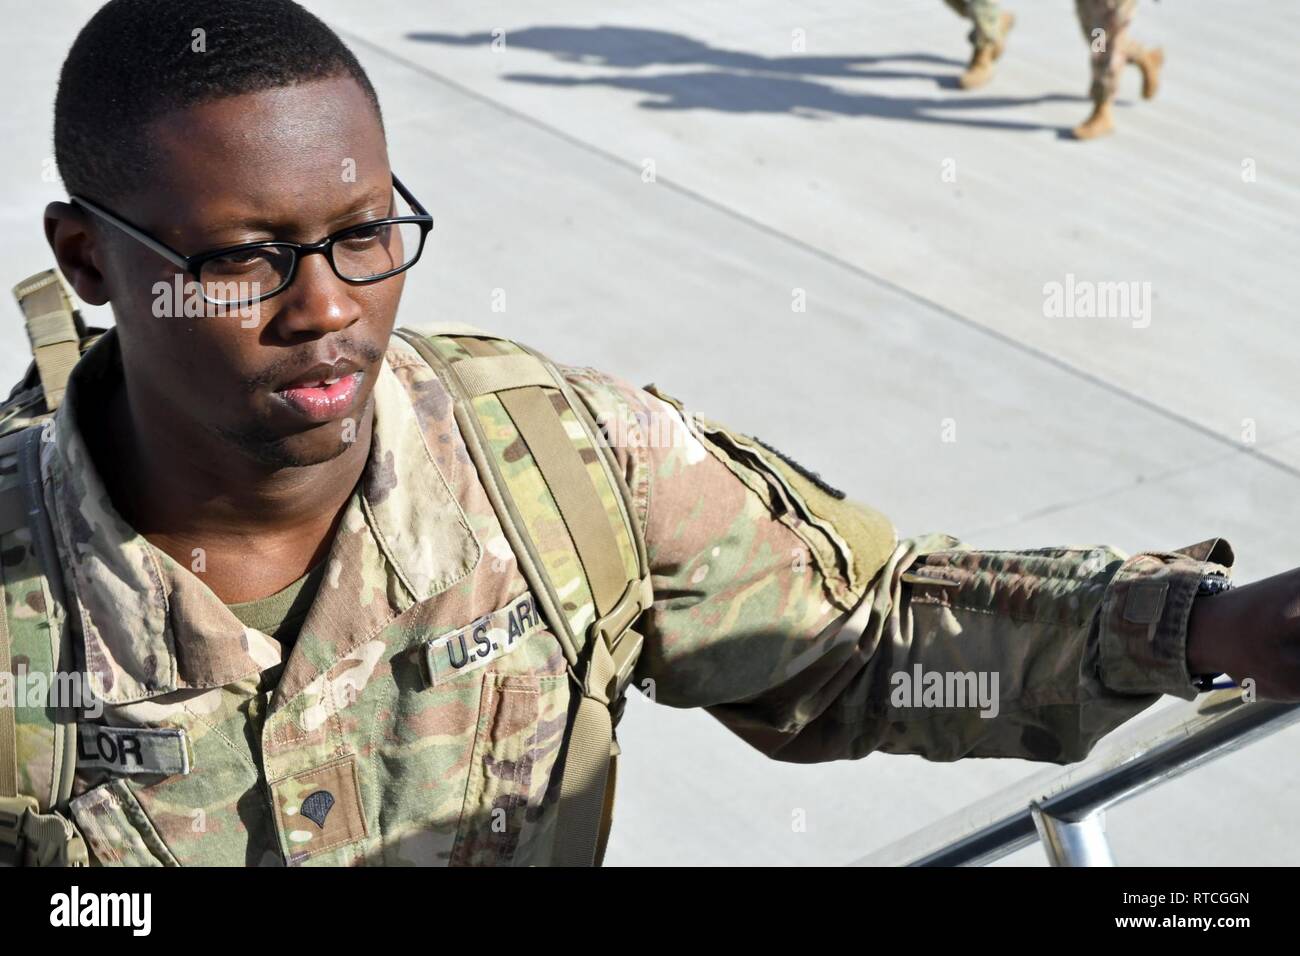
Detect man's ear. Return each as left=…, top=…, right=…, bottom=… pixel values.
left=44, top=200, right=109, bottom=305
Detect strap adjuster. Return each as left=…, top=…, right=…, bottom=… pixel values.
left=0, top=794, right=89, bottom=867
left=586, top=576, right=653, bottom=703
left=0, top=794, right=39, bottom=864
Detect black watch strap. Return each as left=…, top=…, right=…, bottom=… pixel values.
left=1191, top=573, right=1233, bottom=691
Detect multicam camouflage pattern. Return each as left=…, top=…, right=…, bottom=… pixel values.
left=943, top=0, right=1008, bottom=50
left=1076, top=0, right=1144, bottom=102
left=0, top=489, right=63, bottom=809
left=1, top=324, right=1232, bottom=865
left=1, top=324, right=106, bottom=435
left=412, top=333, right=640, bottom=652
left=572, top=378, right=1227, bottom=764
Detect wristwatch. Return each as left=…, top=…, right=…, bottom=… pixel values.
left=1190, top=572, right=1233, bottom=692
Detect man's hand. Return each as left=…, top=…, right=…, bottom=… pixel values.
left=1187, top=567, right=1300, bottom=700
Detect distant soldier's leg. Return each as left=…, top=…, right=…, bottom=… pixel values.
left=956, top=0, right=1017, bottom=90
left=1132, top=40, right=1164, bottom=100
left=1120, top=15, right=1164, bottom=100
left=972, top=0, right=1014, bottom=53
left=1073, top=0, right=1138, bottom=139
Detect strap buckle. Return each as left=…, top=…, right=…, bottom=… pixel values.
left=0, top=794, right=39, bottom=866
left=586, top=575, right=654, bottom=708
left=0, top=794, right=89, bottom=867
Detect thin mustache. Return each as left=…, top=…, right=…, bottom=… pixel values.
left=242, top=337, right=387, bottom=393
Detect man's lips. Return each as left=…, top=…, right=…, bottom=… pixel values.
left=271, top=359, right=365, bottom=423
left=275, top=358, right=362, bottom=391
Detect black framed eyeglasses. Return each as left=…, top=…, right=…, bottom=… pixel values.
left=71, top=174, right=433, bottom=309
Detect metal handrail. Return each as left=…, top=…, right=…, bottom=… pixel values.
left=850, top=688, right=1300, bottom=866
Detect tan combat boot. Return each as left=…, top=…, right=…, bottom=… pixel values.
left=1134, top=46, right=1164, bottom=99
left=959, top=11, right=1015, bottom=90
left=1072, top=97, right=1115, bottom=140
left=959, top=44, right=996, bottom=89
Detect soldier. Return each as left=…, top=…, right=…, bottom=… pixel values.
left=3, top=0, right=1299, bottom=868
left=942, top=1, right=1016, bottom=89
left=1073, top=0, right=1165, bottom=139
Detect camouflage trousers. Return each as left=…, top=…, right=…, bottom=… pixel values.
left=1076, top=0, right=1145, bottom=102
left=943, top=0, right=1006, bottom=51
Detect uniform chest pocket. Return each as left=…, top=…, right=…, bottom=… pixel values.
left=450, top=670, right=570, bottom=867
left=69, top=779, right=179, bottom=867
left=380, top=590, right=572, bottom=866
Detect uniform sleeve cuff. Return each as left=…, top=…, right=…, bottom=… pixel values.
left=1098, top=537, right=1235, bottom=700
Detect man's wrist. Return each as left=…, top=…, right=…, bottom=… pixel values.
left=1098, top=539, right=1235, bottom=700
left=1186, top=573, right=1233, bottom=687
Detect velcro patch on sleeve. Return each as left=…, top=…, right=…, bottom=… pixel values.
left=423, top=591, right=544, bottom=688
left=77, top=725, right=191, bottom=776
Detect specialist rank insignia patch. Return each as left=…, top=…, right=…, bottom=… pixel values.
left=300, top=790, right=336, bottom=828
left=272, top=756, right=368, bottom=865
left=423, top=591, right=544, bottom=687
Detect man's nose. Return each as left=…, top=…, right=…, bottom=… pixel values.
left=269, top=251, right=363, bottom=339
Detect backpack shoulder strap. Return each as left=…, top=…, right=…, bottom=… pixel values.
left=393, top=326, right=651, bottom=867
left=0, top=425, right=87, bottom=866
left=12, top=270, right=83, bottom=413
left=4, top=268, right=105, bottom=437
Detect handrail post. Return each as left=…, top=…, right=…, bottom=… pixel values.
left=1031, top=804, right=1116, bottom=867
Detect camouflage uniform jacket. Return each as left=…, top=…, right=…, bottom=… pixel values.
left=7, top=327, right=1233, bottom=866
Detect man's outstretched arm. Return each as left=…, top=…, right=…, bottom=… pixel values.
left=564, top=366, right=1296, bottom=765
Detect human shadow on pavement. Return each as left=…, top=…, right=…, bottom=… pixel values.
left=409, top=24, right=965, bottom=77
left=406, top=25, right=1086, bottom=133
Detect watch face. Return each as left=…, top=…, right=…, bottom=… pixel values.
left=1197, top=575, right=1232, bottom=597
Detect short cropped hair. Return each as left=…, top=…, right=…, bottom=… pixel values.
left=54, top=0, right=383, bottom=204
